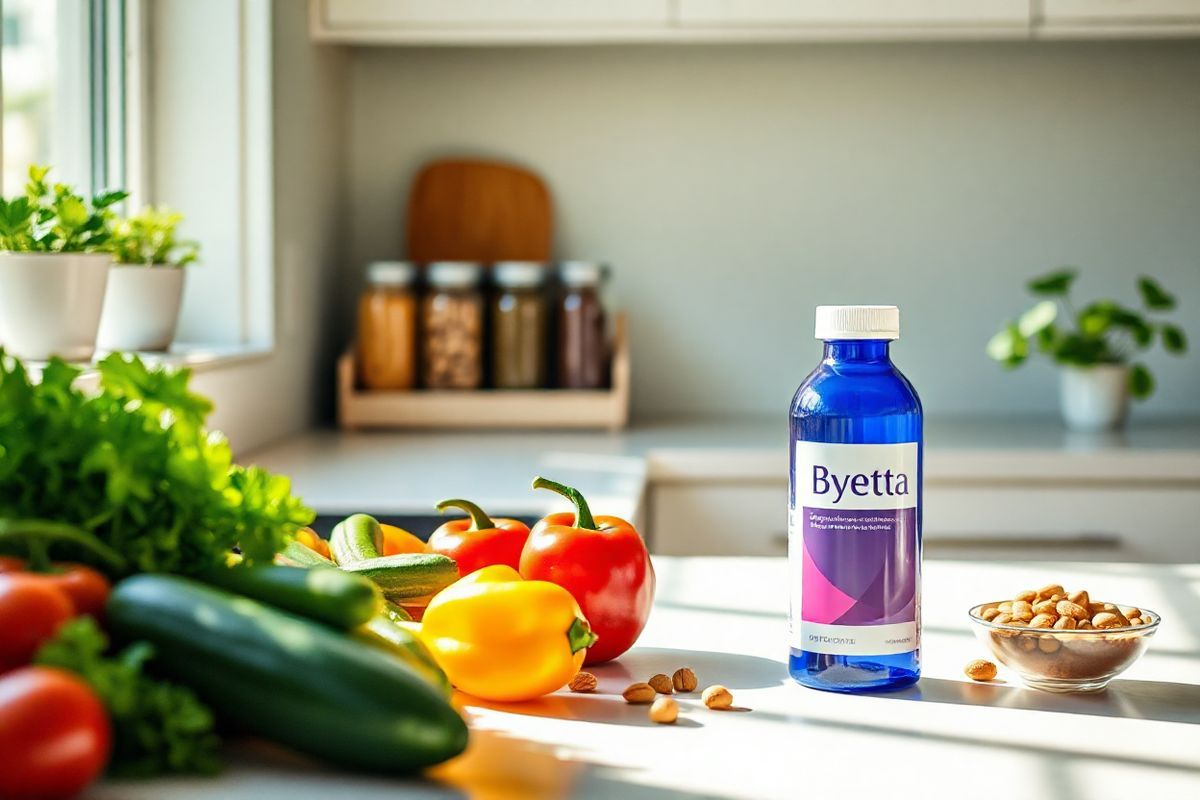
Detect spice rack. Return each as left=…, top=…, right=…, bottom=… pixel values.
left=337, top=314, right=629, bottom=431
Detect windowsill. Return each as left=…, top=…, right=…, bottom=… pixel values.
left=123, top=342, right=275, bottom=373
left=21, top=342, right=274, bottom=383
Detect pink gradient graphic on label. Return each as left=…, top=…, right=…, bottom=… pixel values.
left=800, top=543, right=858, bottom=624
left=801, top=507, right=917, bottom=626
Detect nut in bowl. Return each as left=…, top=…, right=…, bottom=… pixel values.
left=969, top=601, right=1159, bottom=693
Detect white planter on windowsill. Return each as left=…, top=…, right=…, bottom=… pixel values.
left=1059, top=364, right=1130, bottom=432
left=96, top=265, right=187, bottom=353
left=0, top=252, right=113, bottom=361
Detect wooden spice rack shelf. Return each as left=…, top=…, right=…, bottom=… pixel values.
left=337, top=313, right=629, bottom=431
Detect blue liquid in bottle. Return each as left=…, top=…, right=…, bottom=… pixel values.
left=788, top=306, right=922, bottom=693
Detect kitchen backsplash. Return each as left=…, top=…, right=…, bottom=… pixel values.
left=339, top=41, right=1200, bottom=417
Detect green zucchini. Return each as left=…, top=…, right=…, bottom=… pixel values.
left=384, top=599, right=412, bottom=622
left=355, top=614, right=450, bottom=696
left=275, top=539, right=335, bottom=568
left=106, top=575, right=468, bottom=772
left=340, top=553, right=458, bottom=601
left=200, top=564, right=383, bottom=630
left=330, top=513, right=385, bottom=564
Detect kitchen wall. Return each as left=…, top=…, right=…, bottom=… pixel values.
left=339, top=40, right=1200, bottom=418
left=195, top=0, right=348, bottom=450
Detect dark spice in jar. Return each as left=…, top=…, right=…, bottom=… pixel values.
left=557, top=261, right=608, bottom=389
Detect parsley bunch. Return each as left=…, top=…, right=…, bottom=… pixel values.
left=0, top=351, right=313, bottom=574
left=36, top=618, right=221, bottom=777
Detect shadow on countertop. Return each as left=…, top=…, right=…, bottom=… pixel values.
left=460, top=647, right=787, bottom=729
left=886, top=675, right=1200, bottom=725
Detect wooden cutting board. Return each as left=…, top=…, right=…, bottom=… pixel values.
left=405, top=159, right=553, bottom=263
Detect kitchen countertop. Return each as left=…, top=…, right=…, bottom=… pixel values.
left=93, top=556, right=1200, bottom=800
left=242, top=417, right=1200, bottom=520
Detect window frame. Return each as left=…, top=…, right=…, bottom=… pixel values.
left=1, top=0, right=276, bottom=354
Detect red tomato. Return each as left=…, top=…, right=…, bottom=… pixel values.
left=0, top=667, right=110, bottom=799
left=0, top=574, right=75, bottom=672
left=0, top=561, right=110, bottom=618
left=45, top=565, right=111, bottom=619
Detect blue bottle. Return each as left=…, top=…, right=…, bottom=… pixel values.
left=788, top=306, right=922, bottom=693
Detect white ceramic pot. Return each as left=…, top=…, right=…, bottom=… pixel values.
left=1059, top=364, right=1130, bottom=432
left=0, top=252, right=112, bottom=361
left=96, top=266, right=186, bottom=352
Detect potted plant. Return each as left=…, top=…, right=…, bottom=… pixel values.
left=0, top=165, right=126, bottom=361
left=987, top=269, right=1188, bottom=431
left=96, top=206, right=199, bottom=352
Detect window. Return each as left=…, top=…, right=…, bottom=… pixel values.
left=1, top=0, right=128, bottom=199
left=0, top=0, right=273, bottom=353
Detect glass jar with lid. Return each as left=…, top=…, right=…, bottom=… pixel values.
left=422, top=261, right=484, bottom=390
left=492, top=261, right=548, bottom=389
left=357, top=260, right=418, bottom=391
left=557, top=261, right=609, bottom=389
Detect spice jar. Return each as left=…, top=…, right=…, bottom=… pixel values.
left=357, top=261, right=418, bottom=390
left=557, top=261, right=609, bottom=389
left=493, top=261, right=548, bottom=389
left=422, top=261, right=484, bottom=389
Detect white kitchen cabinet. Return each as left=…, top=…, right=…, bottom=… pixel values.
left=1037, top=0, right=1200, bottom=36
left=649, top=480, right=1200, bottom=561
left=677, top=0, right=1031, bottom=30
left=310, top=0, right=672, bottom=44
left=311, top=0, right=1200, bottom=42
left=650, top=484, right=788, bottom=557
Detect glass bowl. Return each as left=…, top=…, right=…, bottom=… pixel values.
left=968, top=601, right=1159, bottom=693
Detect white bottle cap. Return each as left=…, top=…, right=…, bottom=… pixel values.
left=814, top=305, right=900, bottom=340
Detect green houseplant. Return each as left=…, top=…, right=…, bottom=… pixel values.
left=0, top=165, right=127, bottom=361
left=987, top=269, right=1188, bottom=430
left=110, top=206, right=200, bottom=267
left=97, top=206, right=200, bottom=353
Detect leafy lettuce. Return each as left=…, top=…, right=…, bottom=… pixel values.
left=0, top=351, right=313, bottom=573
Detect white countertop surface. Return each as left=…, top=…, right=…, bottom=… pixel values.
left=92, top=556, right=1200, bottom=800
left=242, top=417, right=1200, bottom=520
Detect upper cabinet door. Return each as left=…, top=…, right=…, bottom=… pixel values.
left=676, top=0, right=1031, bottom=29
left=314, top=0, right=672, bottom=42
left=1040, top=0, right=1200, bottom=23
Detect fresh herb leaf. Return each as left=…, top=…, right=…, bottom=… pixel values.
left=1027, top=269, right=1076, bottom=296
left=110, top=205, right=200, bottom=267
left=1129, top=363, right=1155, bottom=400
left=985, top=323, right=1028, bottom=368
left=0, top=350, right=313, bottom=574
left=0, top=165, right=123, bottom=253
left=1137, top=276, right=1176, bottom=311
left=1160, top=323, right=1187, bottom=354
left=1017, top=300, right=1057, bottom=338
left=35, top=618, right=221, bottom=777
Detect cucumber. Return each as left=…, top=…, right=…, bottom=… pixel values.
left=275, top=539, right=335, bottom=568
left=355, top=614, right=450, bottom=696
left=330, top=513, right=385, bottom=564
left=200, top=564, right=383, bottom=630
left=384, top=599, right=412, bottom=622
left=340, top=553, right=458, bottom=601
left=106, top=575, right=468, bottom=772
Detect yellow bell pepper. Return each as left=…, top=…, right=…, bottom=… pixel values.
left=416, top=564, right=598, bottom=702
